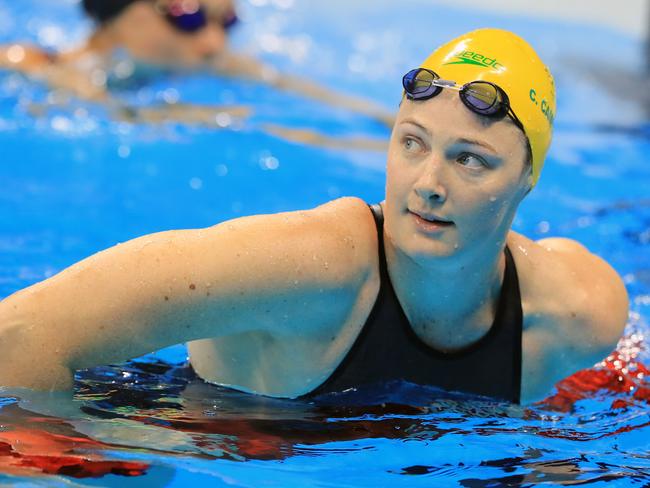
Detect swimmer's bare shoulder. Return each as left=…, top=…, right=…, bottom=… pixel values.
left=0, top=197, right=379, bottom=390
left=189, top=197, right=381, bottom=396
left=507, top=231, right=629, bottom=403
left=0, top=44, right=106, bottom=101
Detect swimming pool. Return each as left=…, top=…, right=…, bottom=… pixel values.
left=1, top=0, right=649, bottom=486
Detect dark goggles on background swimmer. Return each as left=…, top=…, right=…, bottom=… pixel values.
left=156, top=0, right=239, bottom=33
left=402, top=68, right=524, bottom=132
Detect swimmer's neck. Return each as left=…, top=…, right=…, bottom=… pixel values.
left=384, top=233, right=507, bottom=345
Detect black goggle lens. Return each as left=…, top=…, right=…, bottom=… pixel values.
left=167, top=7, right=207, bottom=32
left=221, top=12, right=239, bottom=30
left=403, top=68, right=441, bottom=99
left=461, top=82, right=507, bottom=116
left=165, top=1, right=239, bottom=33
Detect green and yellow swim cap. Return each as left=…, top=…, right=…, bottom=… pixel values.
left=419, top=28, right=555, bottom=186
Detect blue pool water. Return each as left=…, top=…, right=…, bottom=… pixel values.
left=1, top=0, right=649, bottom=486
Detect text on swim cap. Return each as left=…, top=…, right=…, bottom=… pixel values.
left=529, top=89, right=555, bottom=125
left=444, top=51, right=504, bottom=71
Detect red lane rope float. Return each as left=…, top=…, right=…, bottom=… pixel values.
left=0, top=425, right=149, bottom=478
left=538, top=332, right=649, bottom=412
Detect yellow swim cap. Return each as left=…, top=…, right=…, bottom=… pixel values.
left=419, top=28, right=555, bottom=186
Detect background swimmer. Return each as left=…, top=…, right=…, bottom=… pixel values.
left=0, top=29, right=628, bottom=404
left=0, top=0, right=393, bottom=126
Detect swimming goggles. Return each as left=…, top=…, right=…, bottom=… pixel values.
left=402, top=68, right=524, bottom=132
left=156, top=0, right=239, bottom=33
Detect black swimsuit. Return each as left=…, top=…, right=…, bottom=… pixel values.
left=307, top=204, right=523, bottom=403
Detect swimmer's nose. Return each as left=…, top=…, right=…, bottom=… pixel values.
left=414, top=160, right=447, bottom=204
left=195, top=24, right=228, bottom=61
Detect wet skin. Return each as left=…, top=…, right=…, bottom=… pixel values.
left=0, top=73, right=628, bottom=405
left=383, top=90, right=530, bottom=352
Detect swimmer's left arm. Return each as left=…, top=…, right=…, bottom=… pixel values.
left=510, top=233, right=629, bottom=403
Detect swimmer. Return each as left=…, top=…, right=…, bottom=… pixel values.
left=0, top=0, right=393, bottom=126
left=0, top=29, right=628, bottom=404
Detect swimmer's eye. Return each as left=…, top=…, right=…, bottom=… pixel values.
left=402, top=136, right=424, bottom=153
left=457, top=152, right=488, bottom=169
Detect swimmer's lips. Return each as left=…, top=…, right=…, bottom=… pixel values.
left=409, top=210, right=455, bottom=233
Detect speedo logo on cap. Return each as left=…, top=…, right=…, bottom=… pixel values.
left=444, top=51, right=504, bottom=71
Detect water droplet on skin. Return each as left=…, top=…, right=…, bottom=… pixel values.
left=227, top=224, right=235, bottom=231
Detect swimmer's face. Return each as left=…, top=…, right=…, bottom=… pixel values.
left=114, top=0, right=235, bottom=67
left=384, top=89, right=530, bottom=263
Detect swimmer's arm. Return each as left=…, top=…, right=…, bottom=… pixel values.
left=0, top=44, right=52, bottom=73
left=0, top=44, right=108, bottom=102
left=111, top=103, right=252, bottom=127
left=261, top=123, right=388, bottom=152
left=212, top=52, right=395, bottom=127
left=511, top=233, right=629, bottom=403
left=0, top=197, right=375, bottom=390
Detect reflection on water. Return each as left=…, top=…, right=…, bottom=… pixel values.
left=0, top=402, right=150, bottom=479
left=0, top=327, right=648, bottom=484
